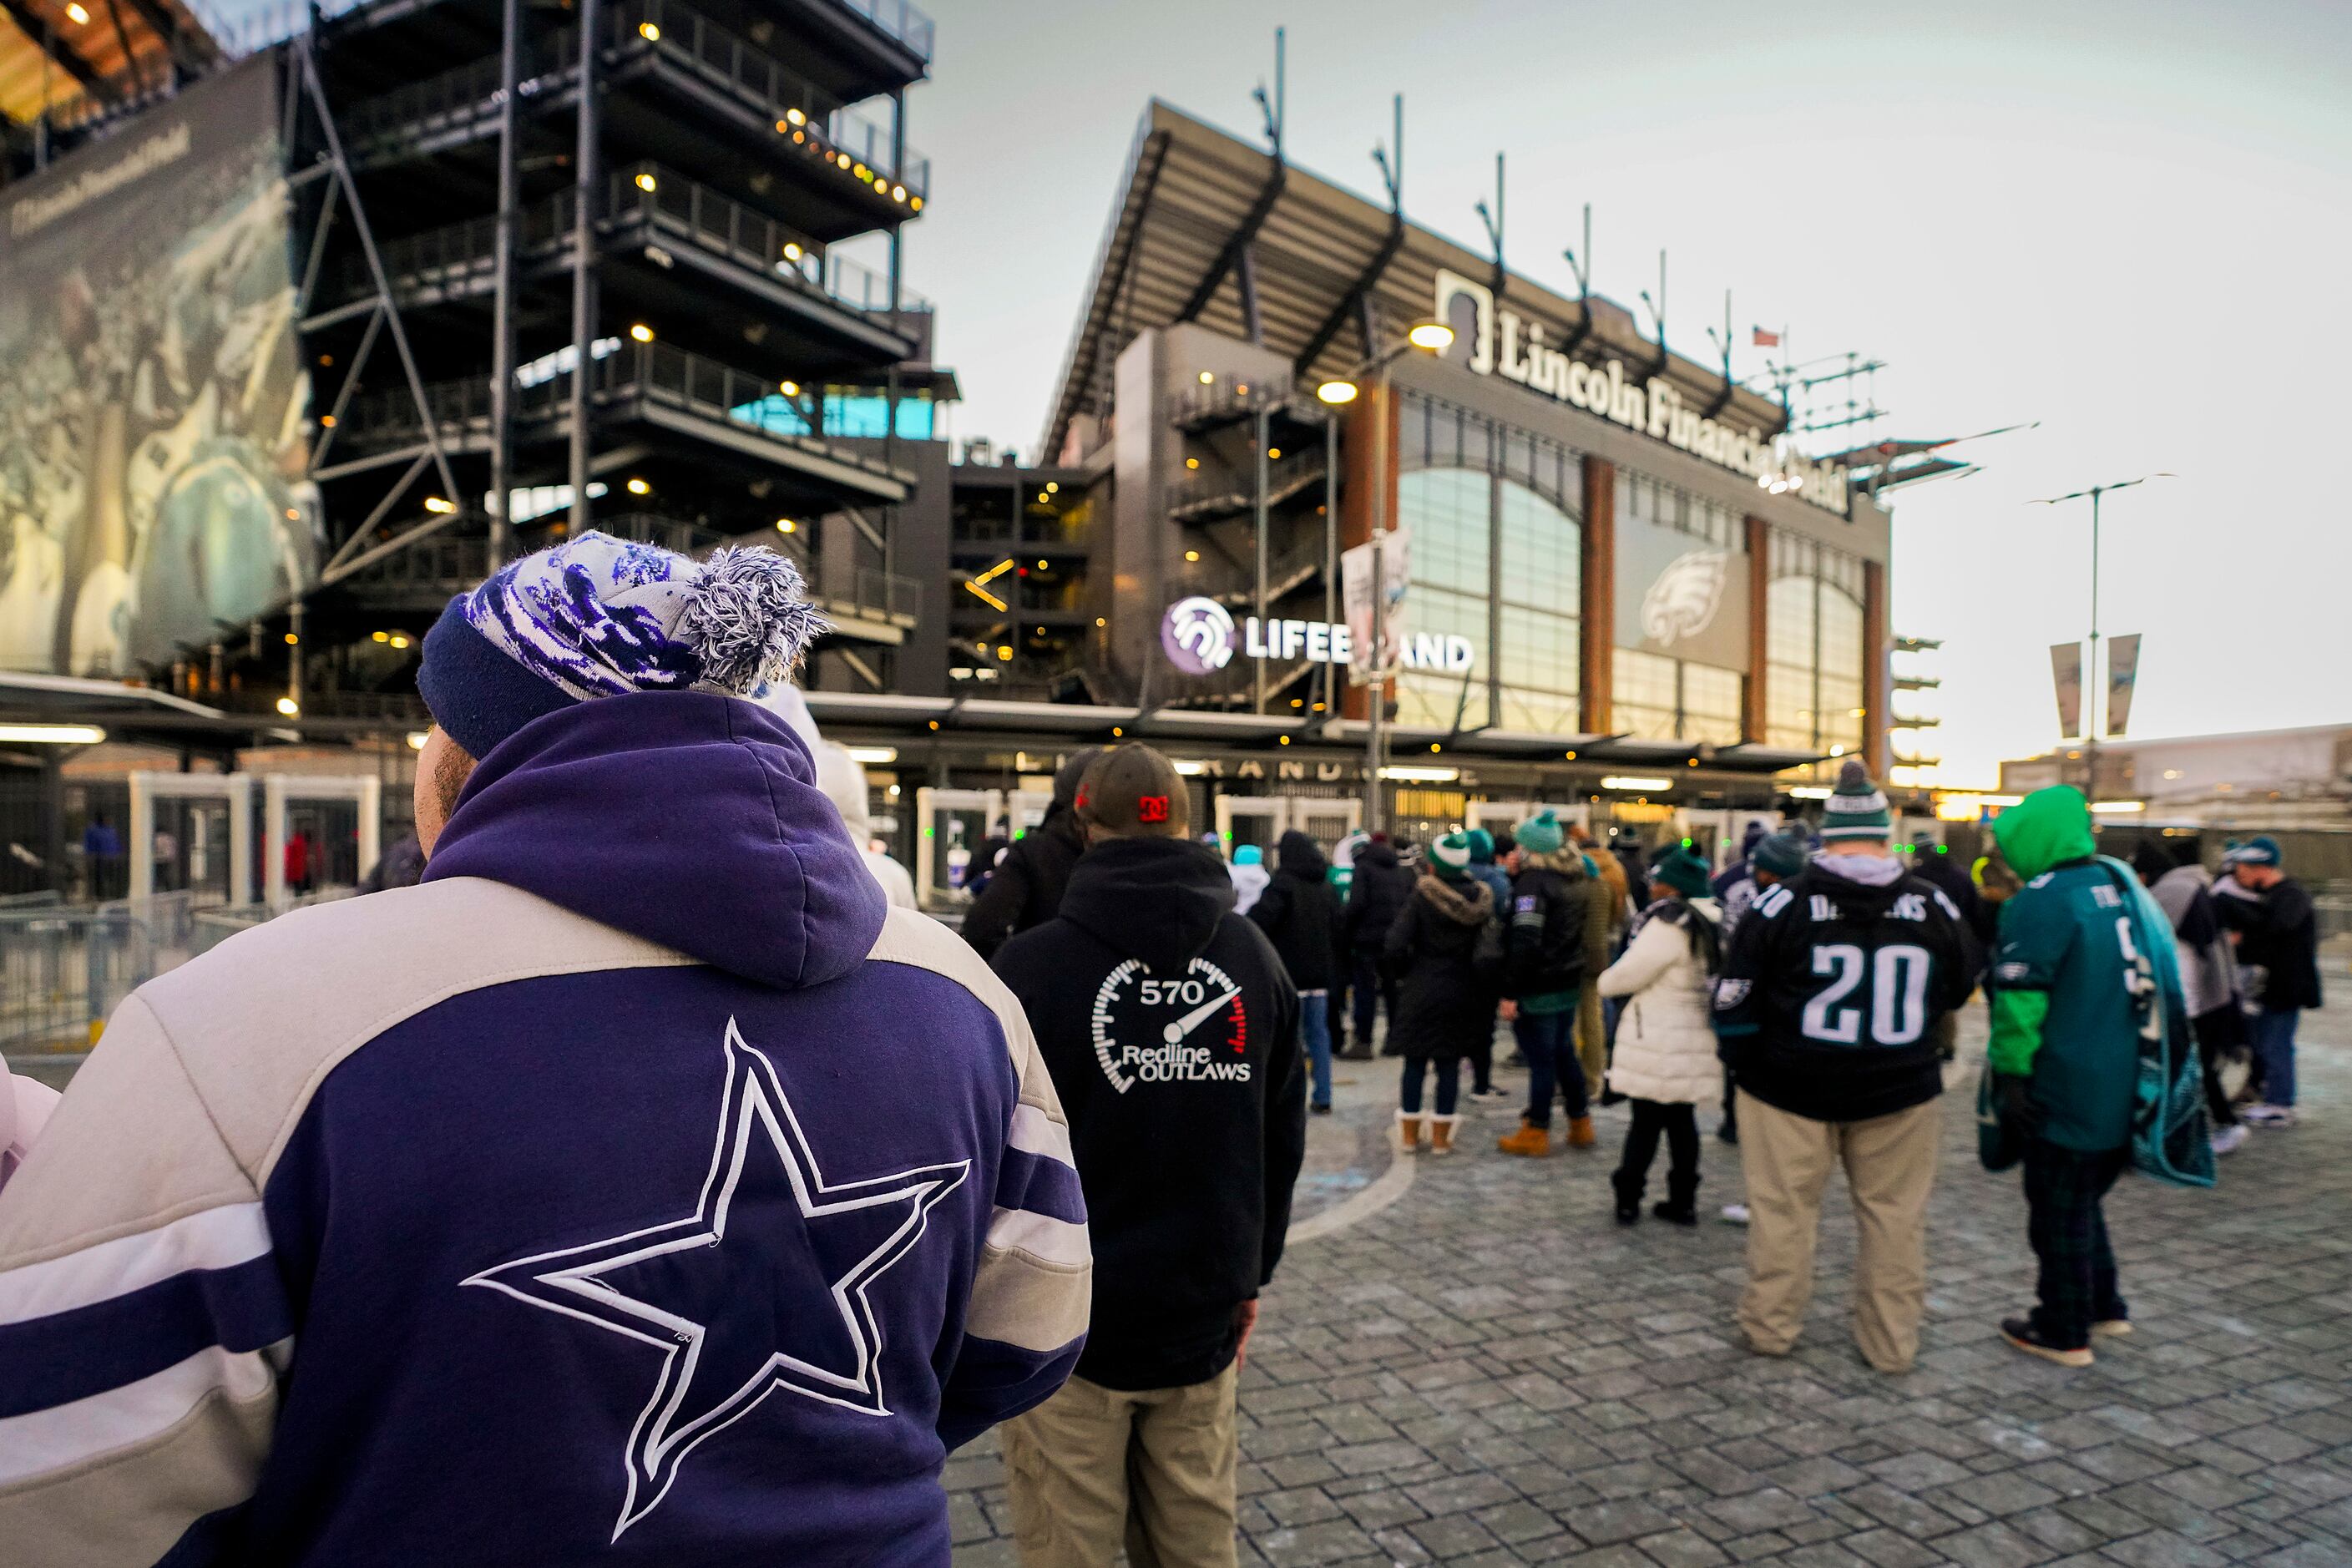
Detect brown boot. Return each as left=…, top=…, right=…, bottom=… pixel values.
left=1566, top=1115, right=1597, bottom=1149
left=1395, top=1111, right=1425, bottom=1153
left=1496, top=1118, right=1554, bottom=1157
left=1429, top=1115, right=1459, bottom=1156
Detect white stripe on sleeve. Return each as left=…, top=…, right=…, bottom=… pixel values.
left=0, top=1203, right=271, bottom=1328
left=984, top=1208, right=1090, bottom=1268
left=1006, top=1104, right=1075, bottom=1168
left=0, top=1339, right=285, bottom=1485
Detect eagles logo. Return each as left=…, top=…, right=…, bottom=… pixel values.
left=1640, top=549, right=1728, bottom=647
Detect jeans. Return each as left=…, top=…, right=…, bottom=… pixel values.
left=1299, top=991, right=1333, bottom=1109
left=2251, top=1009, right=2299, bottom=1108
left=2021, top=1140, right=2129, bottom=1350
left=1399, top=1055, right=1459, bottom=1116
left=1469, top=1004, right=1497, bottom=1093
left=2192, top=1008, right=2243, bottom=1126
left=1513, top=1006, right=1586, bottom=1129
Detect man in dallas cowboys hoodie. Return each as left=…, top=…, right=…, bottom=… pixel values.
left=0, top=533, right=1090, bottom=1566
left=991, top=743, right=1305, bottom=1568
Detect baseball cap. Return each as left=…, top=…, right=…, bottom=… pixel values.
left=1075, top=743, right=1190, bottom=838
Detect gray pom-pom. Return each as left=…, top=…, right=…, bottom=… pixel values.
left=1837, top=757, right=1869, bottom=788
left=677, top=546, right=830, bottom=694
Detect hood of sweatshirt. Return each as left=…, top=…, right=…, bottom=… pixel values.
left=1356, top=842, right=1401, bottom=875
left=422, top=691, right=886, bottom=990
left=1276, top=829, right=1328, bottom=881
left=1992, top=785, right=2097, bottom=882
left=1057, top=834, right=1235, bottom=974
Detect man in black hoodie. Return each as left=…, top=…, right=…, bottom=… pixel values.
left=962, top=747, right=1104, bottom=961
left=1340, top=836, right=1413, bottom=1058
left=1251, top=829, right=1341, bottom=1114
left=992, top=743, right=1306, bottom=1568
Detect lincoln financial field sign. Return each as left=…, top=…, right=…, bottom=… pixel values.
left=1432, top=270, right=1850, bottom=516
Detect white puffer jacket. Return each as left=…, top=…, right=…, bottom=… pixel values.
left=1600, top=897, right=1723, bottom=1105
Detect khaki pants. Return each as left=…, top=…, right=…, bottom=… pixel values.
left=1737, top=1095, right=1940, bottom=1373
left=1575, top=985, right=1606, bottom=1094
left=1001, top=1363, right=1239, bottom=1568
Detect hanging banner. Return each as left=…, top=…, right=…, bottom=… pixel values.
left=1612, top=517, right=1751, bottom=672
left=0, top=56, right=316, bottom=676
left=2106, top=633, right=2142, bottom=739
left=2050, top=641, right=2084, bottom=739
left=1340, top=527, right=1412, bottom=684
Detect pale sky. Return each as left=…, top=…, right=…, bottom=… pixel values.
left=896, top=0, right=2352, bottom=786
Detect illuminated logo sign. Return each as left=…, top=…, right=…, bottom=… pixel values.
left=1434, top=269, right=1851, bottom=516
left=1163, top=602, right=1473, bottom=675
left=1161, top=596, right=1237, bottom=674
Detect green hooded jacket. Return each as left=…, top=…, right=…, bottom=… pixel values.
left=1986, top=786, right=2142, bottom=1151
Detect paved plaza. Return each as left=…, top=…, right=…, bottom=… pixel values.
left=949, top=997, right=2352, bottom=1567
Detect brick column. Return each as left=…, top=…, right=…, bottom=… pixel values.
left=1743, top=515, right=1770, bottom=743
left=1863, top=558, right=1891, bottom=778
left=1340, top=383, right=1399, bottom=722
left=1580, top=455, right=1614, bottom=733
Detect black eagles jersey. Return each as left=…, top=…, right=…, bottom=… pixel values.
left=1712, top=862, right=1980, bottom=1124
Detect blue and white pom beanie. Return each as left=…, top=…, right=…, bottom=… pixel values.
left=418, top=530, right=827, bottom=760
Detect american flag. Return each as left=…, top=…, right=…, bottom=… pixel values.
left=1752, top=326, right=1781, bottom=348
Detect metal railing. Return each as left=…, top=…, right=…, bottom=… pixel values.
left=0, top=892, right=214, bottom=1053
left=341, top=2, right=928, bottom=199
left=1169, top=448, right=1328, bottom=518
left=825, top=567, right=923, bottom=624
left=818, top=0, right=934, bottom=60
left=358, top=167, right=927, bottom=318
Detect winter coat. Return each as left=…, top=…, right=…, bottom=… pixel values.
left=2152, top=862, right=2240, bottom=1022
left=961, top=806, right=1088, bottom=959
left=1341, top=842, right=1414, bottom=956
left=0, top=694, right=1089, bottom=1565
left=1381, top=873, right=1499, bottom=1061
left=1587, top=845, right=1631, bottom=931
left=1250, top=831, right=1342, bottom=992
left=1601, top=898, right=1724, bottom=1105
left=993, top=836, right=1304, bottom=1393
left=2215, top=873, right=2323, bottom=1013
left=1227, top=859, right=1270, bottom=916
left=813, top=738, right=918, bottom=909
left=1912, top=849, right=1985, bottom=977
left=1504, top=852, right=1606, bottom=1006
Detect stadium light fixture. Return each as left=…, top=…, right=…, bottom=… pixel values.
left=275, top=696, right=301, bottom=718
left=0, top=724, right=104, bottom=744
left=775, top=518, right=798, bottom=534
left=1601, top=775, right=1672, bottom=792
left=1316, top=379, right=1358, bottom=405
left=845, top=746, right=898, bottom=766
left=626, top=478, right=651, bottom=495
left=1379, top=765, right=1460, bottom=784
left=1407, top=321, right=1455, bottom=351
left=634, top=173, right=657, bottom=192
left=422, top=496, right=457, bottom=514
left=64, top=1, right=89, bottom=20
left=1787, top=785, right=1832, bottom=800
left=629, top=323, right=655, bottom=343
left=779, top=380, right=800, bottom=396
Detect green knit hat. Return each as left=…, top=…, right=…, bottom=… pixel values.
left=1429, top=831, right=1474, bottom=876
left=1465, top=827, right=1498, bottom=864
left=1515, top=809, right=1565, bottom=856
left=1818, top=759, right=1893, bottom=842
left=1651, top=846, right=1712, bottom=898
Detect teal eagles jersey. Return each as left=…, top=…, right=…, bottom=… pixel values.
left=1988, top=862, right=2143, bottom=1151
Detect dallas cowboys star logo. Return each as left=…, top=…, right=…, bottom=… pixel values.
left=464, top=1018, right=970, bottom=1539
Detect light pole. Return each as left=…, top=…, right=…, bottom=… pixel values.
left=2031, top=473, right=2172, bottom=801
left=1318, top=318, right=1456, bottom=833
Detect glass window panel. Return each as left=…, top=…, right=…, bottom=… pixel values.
left=1819, top=587, right=1864, bottom=678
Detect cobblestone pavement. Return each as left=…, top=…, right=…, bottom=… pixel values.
left=951, top=998, right=2352, bottom=1567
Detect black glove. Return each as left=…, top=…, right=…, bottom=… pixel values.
left=1991, top=1072, right=2041, bottom=1135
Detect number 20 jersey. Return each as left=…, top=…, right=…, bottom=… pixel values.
left=1712, top=862, right=1981, bottom=1124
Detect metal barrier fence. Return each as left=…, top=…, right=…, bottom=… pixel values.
left=0, top=891, right=353, bottom=1060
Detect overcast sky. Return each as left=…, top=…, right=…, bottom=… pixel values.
left=894, top=0, right=2352, bottom=785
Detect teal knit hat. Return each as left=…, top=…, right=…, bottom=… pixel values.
left=1465, top=827, right=1497, bottom=864
left=1751, top=828, right=1809, bottom=879
left=1429, top=831, right=1475, bottom=875
left=1818, top=759, right=1893, bottom=842
left=1515, top=809, right=1565, bottom=857
left=1652, top=846, right=1712, bottom=898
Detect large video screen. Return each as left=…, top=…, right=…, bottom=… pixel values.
left=0, top=55, right=316, bottom=677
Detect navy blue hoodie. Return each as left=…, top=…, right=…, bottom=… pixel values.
left=0, top=693, right=1090, bottom=1567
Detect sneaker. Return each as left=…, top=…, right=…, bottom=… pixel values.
left=1309, top=1102, right=1333, bottom=1116
left=2092, top=1318, right=2132, bottom=1339
left=2209, top=1123, right=2247, bottom=1155
left=2000, top=1317, right=2092, bottom=1368
left=2243, top=1105, right=2298, bottom=1128
left=1469, top=1085, right=1514, bottom=1102
left=1720, top=1204, right=1752, bottom=1226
